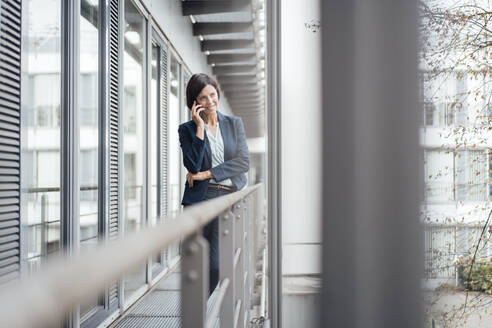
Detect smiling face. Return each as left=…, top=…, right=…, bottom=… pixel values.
left=196, top=84, right=219, bottom=113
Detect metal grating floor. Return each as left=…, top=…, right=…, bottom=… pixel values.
left=113, top=267, right=220, bottom=328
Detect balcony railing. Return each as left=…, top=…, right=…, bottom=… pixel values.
left=0, top=184, right=264, bottom=328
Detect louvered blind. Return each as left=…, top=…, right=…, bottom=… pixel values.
left=183, top=71, right=191, bottom=121
left=0, top=0, right=21, bottom=285
left=160, top=44, right=169, bottom=264
left=160, top=44, right=169, bottom=220
left=108, top=0, right=120, bottom=306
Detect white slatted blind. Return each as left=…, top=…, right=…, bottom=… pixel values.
left=0, top=0, right=21, bottom=284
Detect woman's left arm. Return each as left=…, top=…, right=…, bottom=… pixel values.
left=209, top=117, right=250, bottom=182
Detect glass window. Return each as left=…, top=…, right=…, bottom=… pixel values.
left=455, top=150, right=487, bottom=201
left=21, top=0, right=62, bottom=273
left=169, top=54, right=181, bottom=218
left=79, top=0, right=99, bottom=254
left=424, top=150, right=454, bottom=202
left=123, top=0, right=147, bottom=302
left=150, top=41, right=162, bottom=269
left=79, top=0, right=101, bottom=319
left=168, top=54, right=181, bottom=263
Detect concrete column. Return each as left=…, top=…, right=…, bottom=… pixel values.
left=321, top=1, right=423, bottom=327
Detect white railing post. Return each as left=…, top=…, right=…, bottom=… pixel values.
left=220, top=209, right=235, bottom=327
left=234, top=202, right=245, bottom=328
left=181, top=233, right=209, bottom=328
left=243, top=197, right=251, bottom=326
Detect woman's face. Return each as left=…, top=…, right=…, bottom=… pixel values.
left=196, top=84, right=219, bottom=113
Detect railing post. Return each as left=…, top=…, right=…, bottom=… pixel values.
left=243, top=196, right=251, bottom=326
left=234, top=203, right=245, bottom=328
left=220, top=209, right=235, bottom=327
left=41, top=193, right=48, bottom=257
left=181, top=233, right=209, bottom=328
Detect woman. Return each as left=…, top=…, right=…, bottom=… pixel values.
left=178, top=73, right=250, bottom=295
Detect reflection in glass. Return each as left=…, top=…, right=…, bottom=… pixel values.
left=79, top=0, right=101, bottom=319
left=22, top=0, right=62, bottom=273
left=123, top=0, right=147, bottom=301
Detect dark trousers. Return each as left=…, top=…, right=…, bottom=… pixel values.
left=186, top=187, right=233, bottom=295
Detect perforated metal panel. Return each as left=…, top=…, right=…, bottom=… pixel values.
left=130, top=291, right=180, bottom=316
left=155, top=272, right=180, bottom=291
left=113, top=270, right=222, bottom=328
left=108, top=0, right=120, bottom=306
left=0, top=0, right=21, bottom=285
left=115, top=316, right=181, bottom=328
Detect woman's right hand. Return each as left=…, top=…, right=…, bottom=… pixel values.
left=191, top=101, right=205, bottom=128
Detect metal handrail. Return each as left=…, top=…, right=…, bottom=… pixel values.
left=0, top=184, right=261, bottom=328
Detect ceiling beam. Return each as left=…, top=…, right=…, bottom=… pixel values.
left=228, top=95, right=264, bottom=102
left=213, top=65, right=257, bottom=75
left=233, top=110, right=265, bottom=118
left=227, top=96, right=265, bottom=105
left=201, top=39, right=255, bottom=51
left=208, top=53, right=256, bottom=65
left=182, top=1, right=250, bottom=16
left=231, top=106, right=265, bottom=115
left=193, top=22, right=252, bottom=36
left=228, top=99, right=265, bottom=106
left=233, top=107, right=265, bottom=113
left=226, top=89, right=263, bottom=97
left=229, top=98, right=264, bottom=103
left=221, top=82, right=262, bottom=91
left=217, top=75, right=260, bottom=84
left=219, top=80, right=262, bottom=88
left=229, top=97, right=265, bottom=104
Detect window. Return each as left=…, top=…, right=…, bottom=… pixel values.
left=424, top=150, right=454, bottom=202
left=21, top=0, right=62, bottom=273
left=456, top=150, right=487, bottom=201
left=150, top=40, right=162, bottom=270
left=424, top=102, right=436, bottom=126
left=79, top=0, right=101, bottom=319
left=123, top=0, right=147, bottom=302
left=169, top=53, right=181, bottom=218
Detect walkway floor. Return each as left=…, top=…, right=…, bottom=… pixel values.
left=112, top=266, right=220, bottom=328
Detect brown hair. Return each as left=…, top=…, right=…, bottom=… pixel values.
left=185, top=73, right=220, bottom=110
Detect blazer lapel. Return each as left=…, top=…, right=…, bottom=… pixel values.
left=192, top=120, right=212, bottom=169
left=204, top=129, right=212, bottom=168
left=217, top=111, right=231, bottom=160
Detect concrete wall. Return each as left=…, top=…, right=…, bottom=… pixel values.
left=281, top=0, right=322, bottom=276
left=280, top=1, right=322, bottom=325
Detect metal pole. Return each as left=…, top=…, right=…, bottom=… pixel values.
left=220, top=209, right=235, bottom=327
left=61, top=0, right=80, bottom=326
left=40, top=194, right=48, bottom=257
left=321, top=1, right=422, bottom=327
left=266, top=0, right=281, bottom=325
left=234, top=203, right=244, bottom=328
left=181, top=233, right=209, bottom=328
